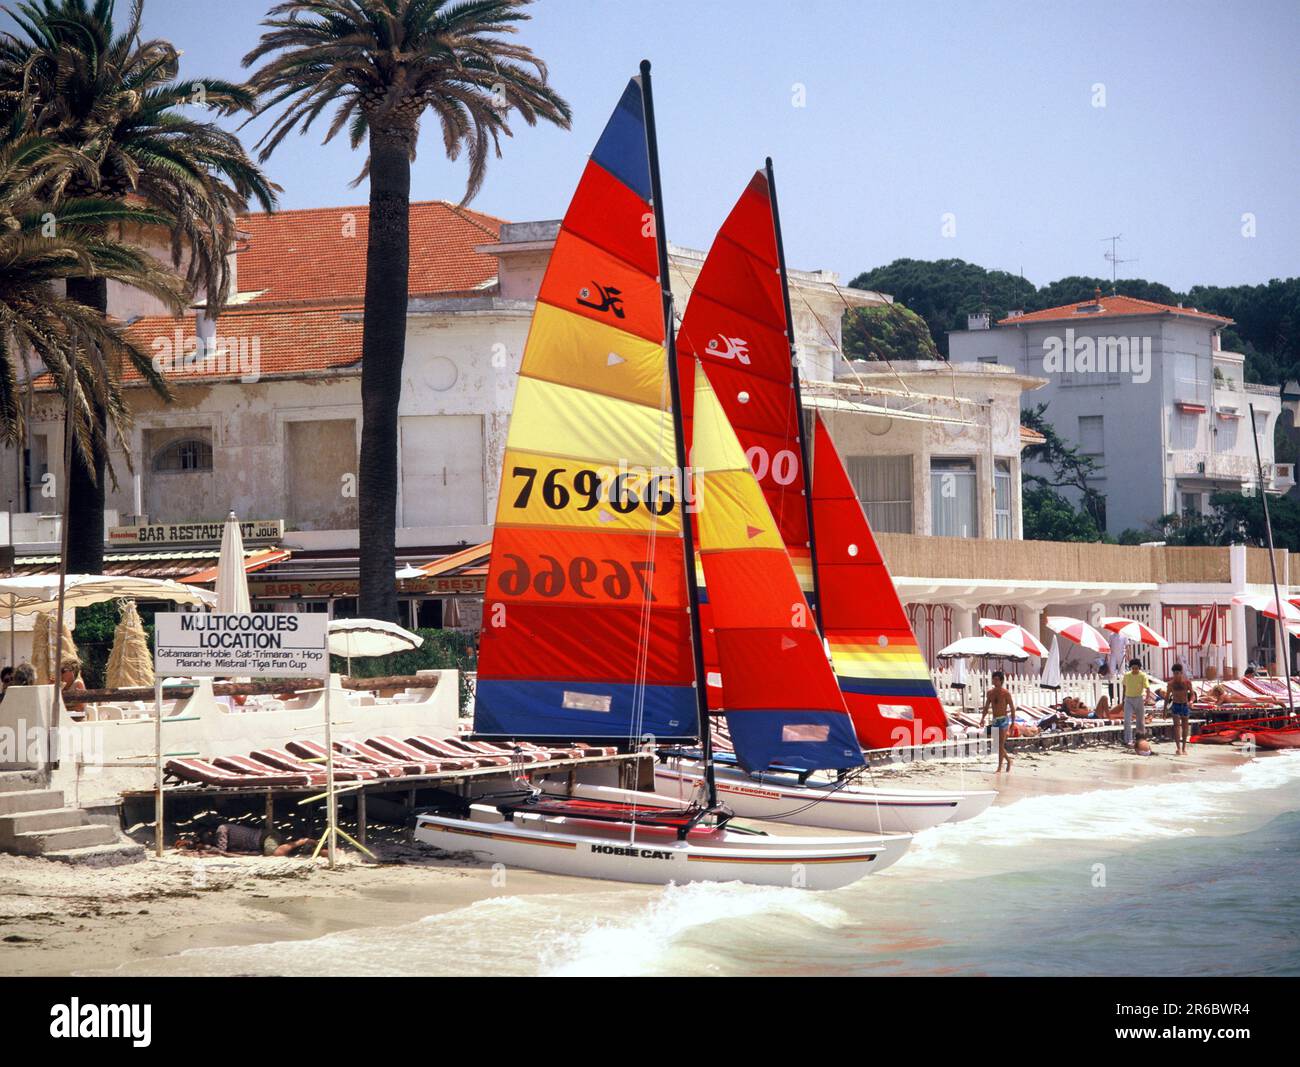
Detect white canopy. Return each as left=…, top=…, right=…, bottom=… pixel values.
left=936, top=635, right=1030, bottom=661
left=328, top=618, right=423, bottom=660
left=216, top=512, right=251, bottom=614
left=0, top=575, right=216, bottom=616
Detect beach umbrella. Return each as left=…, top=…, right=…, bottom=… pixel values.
left=1040, top=636, right=1063, bottom=690
left=31, top=611, right=77, bottom=685
left=1231, top=593, right=1300, bottom=624
left=979, top=618, right=1048, bottom=657
left=106, top=599, right=154, bottom=689
left=216, top=512, right=251, bottom=614
left=936, top=635, right=1030, bottom=662
left=1045, top=615, right=1112, bottom=655
left=328, top=618, right=423, bottom=676
left=1099, top=616, right=1170, bottom=649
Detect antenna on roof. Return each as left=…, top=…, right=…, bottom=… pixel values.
left=1101, top=234, right=1137, bottom=292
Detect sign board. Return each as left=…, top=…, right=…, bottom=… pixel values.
left=248, top=578, right=360, bottom=599
left=109, top=519, right=285, bottom=546
left=154, top=612, right=328, bottom=677
left=429, top=574, right=486, bottom=595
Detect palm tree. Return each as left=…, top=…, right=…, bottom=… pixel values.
left=0, top=126, right=185, bottom=490
left=0, top=0, right=278, bottom=573
left=243, top=0, right=570, bottom=621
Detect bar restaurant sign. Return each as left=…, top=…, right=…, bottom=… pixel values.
left=154, top=612, right=328, bottom=678
left=108, top=519, right=284, bottom=546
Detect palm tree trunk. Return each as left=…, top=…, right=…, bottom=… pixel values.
left=357, top=126, right=412, bottom=622
left=63, top=276, right=107, bottom=575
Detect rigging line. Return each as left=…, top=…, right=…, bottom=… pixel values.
left=823, top=281, right=913, bottom=397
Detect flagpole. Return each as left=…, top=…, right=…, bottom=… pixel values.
left=765, top=157, right=826, bottom=636
left=639, top=60, right=716, bottom=809
left=1248, top=402, right=1294, bottom=716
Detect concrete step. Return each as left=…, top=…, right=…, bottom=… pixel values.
left=42, top=841, right=147, bottom=867
left=0, top=770, right=46, bottom=792
left=0, top=789, right=65, bottom=816
left=0, top=808, right=86, bottom=838
left=9, top=822, right=119, bottom=855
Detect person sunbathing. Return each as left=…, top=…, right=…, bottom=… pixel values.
left=176, top=824, right=317, bottom=857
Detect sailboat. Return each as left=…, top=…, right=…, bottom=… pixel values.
left=414, top=65, right=912, bottom=889
left=654, top=161, right=993, bottom=832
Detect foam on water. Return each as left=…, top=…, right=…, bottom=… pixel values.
left=87, top=753, right=1300, bottom=977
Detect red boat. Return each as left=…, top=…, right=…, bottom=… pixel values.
left=1241, top=728, right=1300, bottom=750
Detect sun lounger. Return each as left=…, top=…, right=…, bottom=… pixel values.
left=366, top=735, right=479, bottom=771
left=406, top=734, right=524, bottom=765
left=249, top=747, right=381, bottom=782
left=165, top=757, right=311, bottom=789
left=285, top=739, right=407, bottom=778
left=214, top=753, right=328, bottom=787
left=339, top=737, right=449, bottom=775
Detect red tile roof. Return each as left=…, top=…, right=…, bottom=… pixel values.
left=28, top=306, right=364, bottom=390
left=236, top=200, right=503, bottom=307
left=998, top=294, right=1231, bottom=327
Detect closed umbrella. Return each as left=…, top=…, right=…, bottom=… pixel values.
left=106, top=599, right=153, bottom=689
left=1040, top=636, right=1063, bottom=690
left=1045, top=615, right=1112, bottom=655
left=328, top=618, right=423, bottom=676
left=31, top=610, right=77, bottom=685
left=216, top=512, right=250, bottom=614
left=979, top=618, right=1049, bottom=658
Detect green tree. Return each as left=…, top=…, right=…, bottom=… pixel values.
left=1022, top=485, right=1103, bottom=542
left=244, top=0, right=571, bottom=621
left=842, top=302, right=940, bottom=362
left=0, top=0, right=277, bottom=573
left=0, top=127, right=183, bottom=477
left=1019, top=404, right=1107, bottom=533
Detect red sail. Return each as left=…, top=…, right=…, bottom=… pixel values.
left=677, top=171, right=811, bottom=711
left=811, top=414, right=947, bottom=748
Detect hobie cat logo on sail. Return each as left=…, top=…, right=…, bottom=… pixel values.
left=577, top=282, right=625, bottom=318
left=706, top=334, right=750, bottom=364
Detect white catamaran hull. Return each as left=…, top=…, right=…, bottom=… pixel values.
left=414, top=792, right=912, bottom=890
left=653, top=762, right=996, bottom=834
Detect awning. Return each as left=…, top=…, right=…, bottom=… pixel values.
left=10, top=546, right=287, bottom=581
left=420, top=541, right=491, bottom=578
left=179, top=548, right=292, bottom=585
left=1176, top=401, right=1208, bottom=414
left=0, top=574, right=216, bottom=615
left=802, top=393, right=973, bottom=426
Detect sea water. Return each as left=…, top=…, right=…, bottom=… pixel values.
left=93, top=753, right=1300, bottom=977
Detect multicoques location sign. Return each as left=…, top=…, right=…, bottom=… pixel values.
left=154, top=612, right=328, bottom=677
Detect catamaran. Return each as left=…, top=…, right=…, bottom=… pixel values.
left=654, top=161, right=993, bottom=833
left=414, top=65, right=913, bottom=889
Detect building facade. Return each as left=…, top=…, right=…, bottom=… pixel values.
left=948, top=293, right=1290, bottom=537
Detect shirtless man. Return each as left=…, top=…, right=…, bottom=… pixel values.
left=980, top=670, right=1015, bottom=773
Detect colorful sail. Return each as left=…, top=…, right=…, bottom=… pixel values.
left=474, top=78, right=695, bottom=741
left=691, top=362, right=862, bottom=772
left=811, top=414, right=948, bottom=748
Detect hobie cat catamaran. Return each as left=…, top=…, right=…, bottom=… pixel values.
left=414, top=65, right=912, bottom=889
left=654, top=162, right=993, bottom=832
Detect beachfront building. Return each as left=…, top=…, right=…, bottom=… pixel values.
left=948, top=293, right=1291, bottom=537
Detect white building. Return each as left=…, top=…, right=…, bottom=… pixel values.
left=948, top=292, right=1290, bottom=536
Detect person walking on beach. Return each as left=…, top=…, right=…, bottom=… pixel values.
left=1166, top=663, right=1194, bottom=755
left=980, top=670, right=1015, bottom=773
left=1121, top=658, right=1153, bottom=747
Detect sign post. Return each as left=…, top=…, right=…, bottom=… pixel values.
left=153, top=612, right=334, bottom=863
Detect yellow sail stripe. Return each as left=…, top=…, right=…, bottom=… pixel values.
left=496, top=447, right=683, bottom=533
left=695, top=468, right=784, bottom=551
left=506, top=375, right=677, bottom=471
left=520, top=303, right=669, bottom=409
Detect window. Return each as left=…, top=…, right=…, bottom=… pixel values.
left=846, top=455, right=913, bottom=533
left=1181, top=492, right=1202, bottom=516
left=1078, top=415, right=1104, bottom=460
left=153, top=437, right=212, bottom=473
left=994, top=459, right=1013, bottom=539
left=930, top=457, right=978, bottom=537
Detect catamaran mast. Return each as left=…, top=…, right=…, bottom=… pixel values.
left=1248, top=401, right=1295, bottom=717
left=638, top=61, right=717, bottom=807
left=765, top=157, right=826, bottom=636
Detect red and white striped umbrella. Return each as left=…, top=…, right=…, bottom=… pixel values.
left=1232, top=593, right=1300, bottom=624
left=978, top=618, right=1049, bottom=658
left=1098, top=616, right=1171, bottom=649
left=1045, top=615, right=1112, bottom=655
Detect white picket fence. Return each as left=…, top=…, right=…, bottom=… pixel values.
left=933, top=668, right=1109, bottom=709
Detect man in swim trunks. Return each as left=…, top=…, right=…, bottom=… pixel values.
left=1166, top=662, right=1194, bottom=755
left=980, top=670, right=1015, bottom=773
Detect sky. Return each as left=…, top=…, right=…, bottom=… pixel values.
left=8, top=0, right=1299, bottom=291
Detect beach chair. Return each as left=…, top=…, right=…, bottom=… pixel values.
left=214, top=753, right=327, bottom=787
left=335, top=737, right=446, bottom=775
left=248, top=746, right=381, bottom=782
left=366, top=735, right=479, bottom=771
left=285, top=738, right=407, bottom=778
left=407, top=734, right=533, bottom=765
left=165, top=757, right=310, bottom=789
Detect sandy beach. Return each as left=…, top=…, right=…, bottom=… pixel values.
left=0, top=743, right=1269, bottom=977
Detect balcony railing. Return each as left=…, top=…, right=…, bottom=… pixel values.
left=1170, top=450, right=1255, bottom=480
